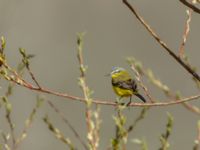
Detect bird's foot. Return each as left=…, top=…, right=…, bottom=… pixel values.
left=115, top=101, right=125, bottom=106
left=126, top=101, right=132, bottom=107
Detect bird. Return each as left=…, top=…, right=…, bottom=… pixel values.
left=109, top=67, right=146, bottom=105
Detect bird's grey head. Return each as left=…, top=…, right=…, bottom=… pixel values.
left=110, top=67, right=125, bottom=75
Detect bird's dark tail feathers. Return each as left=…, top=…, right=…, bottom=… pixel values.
left=135, top=93, right=146, bottom=103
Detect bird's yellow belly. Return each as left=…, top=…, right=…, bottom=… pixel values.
left=113, top=86, right=133, bottom=97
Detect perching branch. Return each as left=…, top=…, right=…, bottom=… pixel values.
left=2, top=70, right=200, bottom=107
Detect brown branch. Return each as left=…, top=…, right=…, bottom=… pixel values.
left=2, top=59, right=200, bottom=108
left=179, top=9, right=192, bottom=58
left=26, top=65, right=41, bottom=89
left=122, top=0, right=200, bottom=82
left=6, top=77, right=200, bottom=107
left=179, top=0, right=200, bottom=14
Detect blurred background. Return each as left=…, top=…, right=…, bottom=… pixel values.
left=0, top=0, right=200, bottom=149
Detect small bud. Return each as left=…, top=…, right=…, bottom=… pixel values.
left=0, top=36, right=6, bottom=52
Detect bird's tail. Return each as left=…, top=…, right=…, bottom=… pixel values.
left=135, top=93, right=146, bottom=103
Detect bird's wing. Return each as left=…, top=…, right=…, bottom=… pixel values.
left=112, top=79, right=137, bottom=91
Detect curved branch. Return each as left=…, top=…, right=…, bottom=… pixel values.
left=11, top=80, right=200, bottom=107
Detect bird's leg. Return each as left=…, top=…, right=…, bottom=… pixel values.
left=115, top=96, right=125, bottom=106
left=127, top=96, right=132, bottom=106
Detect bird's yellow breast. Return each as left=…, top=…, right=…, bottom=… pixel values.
left=112, top=86, right=133, bottom=97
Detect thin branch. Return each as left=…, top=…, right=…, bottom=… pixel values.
left=179, top=9, right=192, bottom=58
left=26, top=65, right=41, bottom=89
left=147, top=67, right=200, bottom=115
left=112, top=106, right=127, bottom=150
left=127, top=107, right=148, bottom=133
left=43, top=116, right=75, bottom=150
left=130, top=64, right=154, bottom=103
left=179, top=0, right=200, bottom=14
left=4, top=76, right=200, bottom=107
left=15, top=96, right=43, bottom=149
left=182, top=102, right=200, bottom=115
left=159, top=113, right=173, bottom=150
left=193, top=120, right=200, bottom=150
left=47, top=100, right=88, bottom=150
left=1, top=132, right=11, bottom=150
left=2, top=97, right=16, bottom=147
left=77, top=33, right=99, bottom=150
left=122, top=0, right=200, bottom=81
left=19, top=48, right=41, bottom=89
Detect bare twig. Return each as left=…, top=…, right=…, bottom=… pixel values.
left=122, top=0, right=200, bottom=81
left=179, top=0, right=200, bottom=14
left=179, top=9, right=192, bottom=58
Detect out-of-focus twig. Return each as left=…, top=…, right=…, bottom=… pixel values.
left=193, top=120, right=200, bottom=150
left=147, top=68, right=200, bottom=115
left=146, top=69, right=171, bottom=96
left=77, top=33, right=100, bottom=150
left=43, top=116, right=75, bottom=150
left=132, top=138, right=148, bottom=150
left=1, top=132, right=11, bottom=150
left=47, top=100, right=88, bottom=150
left=159, top=113, right=173, bottom=150
left=127, top=107, right=148, bottom=133
left=15, top=96, right=44, bottom=149
left=112, top=105, right=127, bottom=150
left=127, top=58, right=154, bottom=103
left=122, top=0, right=200, bottom=82
left=2, top=97, right=15, bottom=147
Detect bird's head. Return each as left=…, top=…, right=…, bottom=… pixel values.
left=110, top=67, right=125, bottom=74
left=109, top=67, right=127, bottom=78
